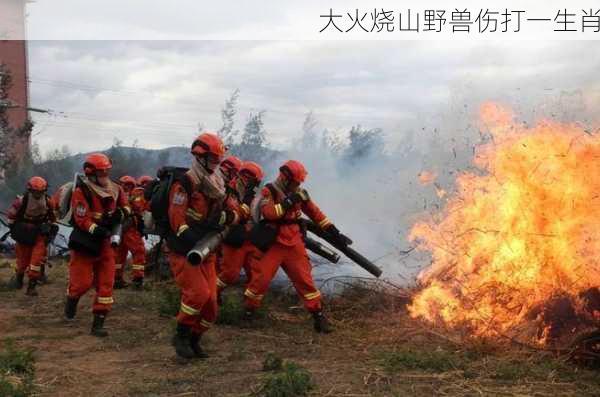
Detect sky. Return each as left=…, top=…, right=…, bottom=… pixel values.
left=27, top=40, right=600, bottom=157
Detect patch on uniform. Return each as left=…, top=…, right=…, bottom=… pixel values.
left=173, top=192, right=186, bottom=205
left=75, top=204, right=87, bottom=217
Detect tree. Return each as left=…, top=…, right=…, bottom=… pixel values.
left=218, top=89, right=240, bottom=146
left=300, top=111, right=319, bottom=153
left=342, top=125, right=385, bottom=165
left=237, top=110, right=269, bottom=163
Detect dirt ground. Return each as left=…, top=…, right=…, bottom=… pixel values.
left=1, top=258, right=600, bottom=397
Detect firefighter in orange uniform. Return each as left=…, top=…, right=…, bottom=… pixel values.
left=114, top=175, right=147, bottom=289
left=243, top=160, right=337, bottom=333
left=166, top=133, right=239, bottom=359
left=220, top=156, right=242, bottom=184
left=6, top=176, right=57, bottom=296
left=64, top=153, right=130, bottom=337
left=217, top=161, right=265, bottom=298
left=137, top=175, right=154, bottom=196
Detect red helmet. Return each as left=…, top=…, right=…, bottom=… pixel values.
left=137, top=175, right=153, bottom=187
left=27, top=176, right=48, bottom=192
left=84, top=153, right=112, bottom=175
left=279, top=160, right=307, bottom=183
left=221, top=156, right=242, bottom=173
left=240, top=161, right=264, bottom=182
left=191, top=133, right=226, bottom=159
left=119, top=175, right=137, bottom=188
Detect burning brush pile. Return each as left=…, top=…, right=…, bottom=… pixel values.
left=409, top=103, right=600, bottom=349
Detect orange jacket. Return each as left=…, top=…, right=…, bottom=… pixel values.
left=260, top=185, right=331, bottom=246
left=71, top=184, right=129, bottom=234
left=168, top=176, right=241, bottom=240
left=129, top=187, right=147, bottom=215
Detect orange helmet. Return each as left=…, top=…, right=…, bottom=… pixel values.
left=221, top=156, right=242, bottom=174
left=240, top=161, right=264, bottom=182
left=27, top=176, right=48, bottom=192
left=84, top=153, right=112, bottom=175
left=191, top=133, right=226, bottom=159
left=137, top=175, right=153, bottom=187
left=119, top=175, right=136, bottom=188
left=279, top=160, right=307, bottom=183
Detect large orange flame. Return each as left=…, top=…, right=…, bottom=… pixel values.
left=408, top=102, right=600, bottom=343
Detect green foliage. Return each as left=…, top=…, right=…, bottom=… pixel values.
left=259, top=362, right=314, bottom=397
left=216, top=293, right=267, bottom=326
left=381, top=348, right=461, bottom=373
left=156, top=284, right=181, bottom=318
left=262, top=352, right=283, bottom=372
left=216, top=293, right=246, bottom=325
left=0, top=339, right=35, bottom=396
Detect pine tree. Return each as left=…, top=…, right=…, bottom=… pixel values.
left=240, top=110, right=268, bottom=162
left=218, top=89, right=240, bottom=146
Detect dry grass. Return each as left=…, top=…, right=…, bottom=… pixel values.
left=0, top=260, right=599, bottom=396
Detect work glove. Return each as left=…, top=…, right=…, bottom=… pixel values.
left=326, top=224, right=340, bottom=237
left=179, top=227, right=203, bottom=246
left=92, top=225, right=111, bottom=239
left=281, top=197, right=295, bottom=211
left=109, top=208, right=125, bottom=226
left=207, top=210, right=236, bottom=228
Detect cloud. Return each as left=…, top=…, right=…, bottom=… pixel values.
left=27, top=40, right=600, bottom=156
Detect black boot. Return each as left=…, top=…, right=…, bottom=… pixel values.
left=90, top=313, right=109, bottom=337
left=113, top=278, right=129, bottom=289
left=190, top=333, right=208, bottom=359
left=64, top=297, right=79, bottom=320
left=8, top=273, right=24, bottom=290
left=25, top=279, right=38, bottom=296
left=171, top=324, right=196, bottom=359
left=131, top=277, right=144, bottom=290
left=313, top=311, right=332, bottom=334
left=242, top=309, right=256, bottom=324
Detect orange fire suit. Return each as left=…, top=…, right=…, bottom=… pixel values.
left=218, top=183, right=262, bottom=291
left=244, top=184, right=331, bottom=313
left=7, top=194, right=57, bottom=281
left=167, top=175, right=240, bottom=336
left=68, top=181, right=129, bottom=314
left=115, top=187, right=147, bottom=280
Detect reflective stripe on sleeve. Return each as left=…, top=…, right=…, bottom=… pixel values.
left=176, top=224, right=189, bottom=237
left=318, top=218, right=331, bottom=228
left=274, top=204, right=284, bottom=217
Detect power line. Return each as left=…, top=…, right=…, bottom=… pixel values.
left=29, top=75, right=397, bottom=123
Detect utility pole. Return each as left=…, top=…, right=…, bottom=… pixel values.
left=0, top=0, right=30, bottom=185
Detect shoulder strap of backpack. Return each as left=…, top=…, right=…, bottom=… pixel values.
left=15, top=193, right=28, bottom=221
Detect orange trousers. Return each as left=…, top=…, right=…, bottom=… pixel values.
left=15, top=236, right=47, bottom=281
left=217, top=241, right=262, bottom=291
left=169, top=252, right=217, bottom=335
left=115, top=227, right=146, bottom=280
left=68, top=239, right=115, bottom=313
left=244, top=241, right=322, bottom=313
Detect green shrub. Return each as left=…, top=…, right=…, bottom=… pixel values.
left=0, top=339, right=35, bottom=396
left=381, top=348, right=461, bottom=373
left=262, top=352, right=283, bottom=372
left=259, top=362, right=314, bottom=397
